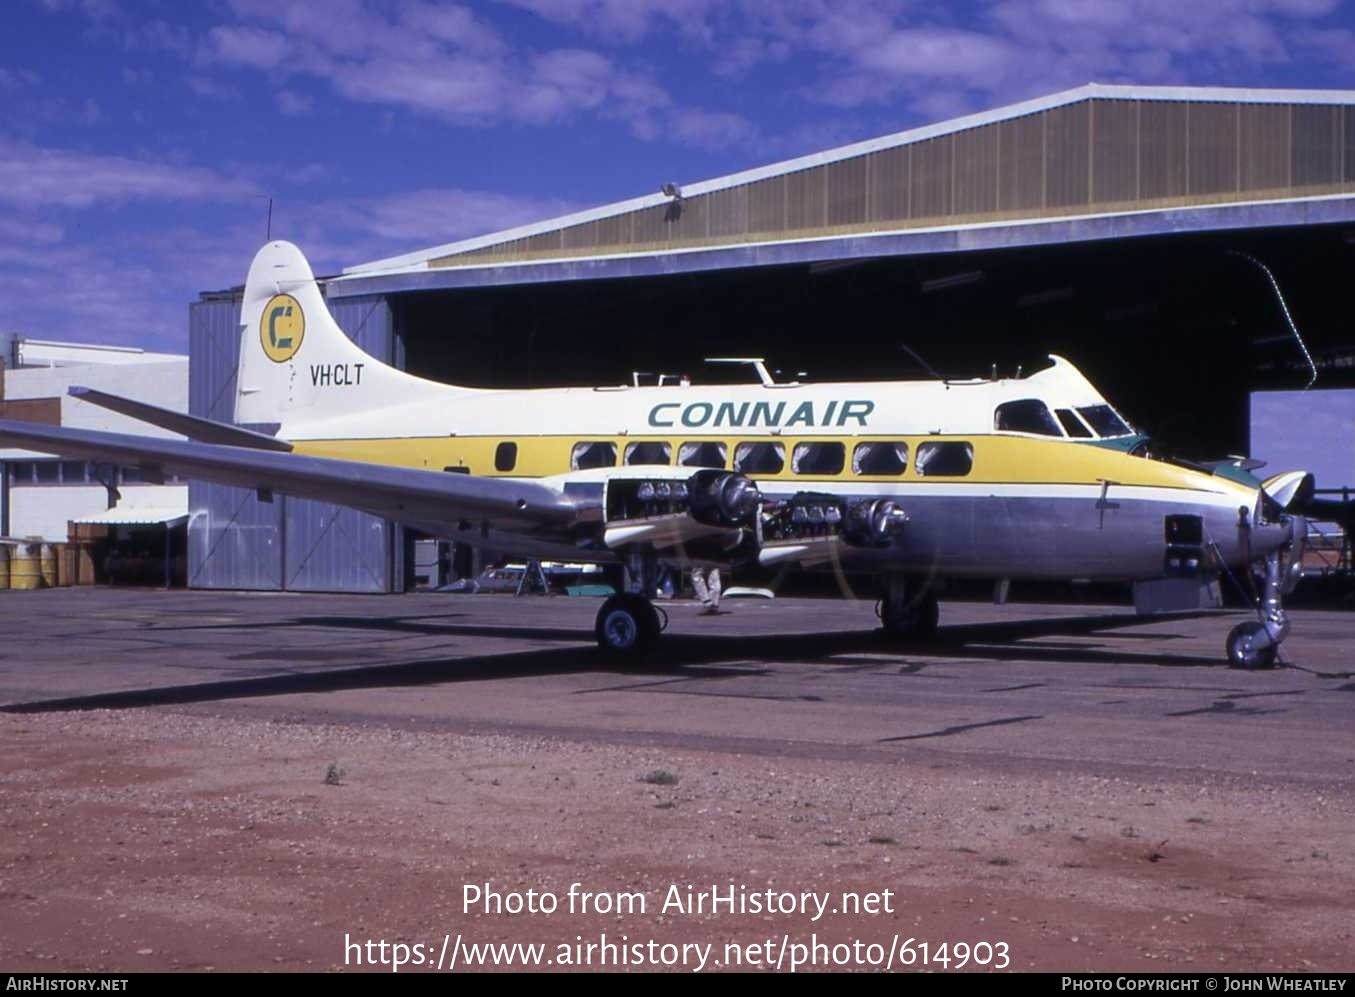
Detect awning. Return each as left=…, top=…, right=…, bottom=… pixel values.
left=73, top=507, right=188, bottom=528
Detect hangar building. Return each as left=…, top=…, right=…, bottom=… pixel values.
left=189, top=83, right=1355, bottom=593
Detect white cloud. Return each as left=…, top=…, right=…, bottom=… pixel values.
left=310, top=187, right=585, bottom=251
left=277, top=89, right=314, bottom=116
left=201, top=24, right=293, bottom=70
left=0, top=139, right=260, bottom=209
left=667, top=108, right=758, bottom=150
left=499, top=0, right=724, bottom=43
left=857, top=29, right=1021, bottom=81
left=187, top=76, right=239, bottom=100
left=199, top=1, right=676, bottom=134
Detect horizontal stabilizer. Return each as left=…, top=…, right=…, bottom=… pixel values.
left=69, top=386, right=292, bottom=452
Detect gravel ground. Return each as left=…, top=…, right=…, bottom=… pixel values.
left=2, top=707, right=1352, bottom=973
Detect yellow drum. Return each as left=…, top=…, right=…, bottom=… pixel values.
left=10, top=543, right=42, bottom=590
left=39, top=543, right=57, bottom=588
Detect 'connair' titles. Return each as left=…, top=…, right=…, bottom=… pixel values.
left=648, top=399, right=875, bottom=430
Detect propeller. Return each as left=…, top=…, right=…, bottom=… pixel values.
left=1260, top=470, right=1315, bottom=511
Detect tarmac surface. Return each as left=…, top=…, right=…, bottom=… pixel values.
left=2, top=587, right=1352, bottom=788
left=2, top=587, right=1354, bottom=973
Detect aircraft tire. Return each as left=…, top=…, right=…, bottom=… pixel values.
left=881, top=590, right=940, bottom=640
left=595, top=594, right=660, bottom=660
left=1225, top=621, right=1278, bottom=669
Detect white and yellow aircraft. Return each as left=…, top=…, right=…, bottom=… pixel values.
left=0, top=242, right=1316, bottom=667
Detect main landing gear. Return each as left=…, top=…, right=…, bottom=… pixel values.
left=595, top=593, right=662, bottom=658
left=595, top=545, right=664, bottom=661
left=878, top=574, right=940, bottom=640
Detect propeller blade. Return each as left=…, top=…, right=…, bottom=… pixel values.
left=1260, top=470, right=1315, bottom=510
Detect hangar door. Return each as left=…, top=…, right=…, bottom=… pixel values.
left=187, top=291, right=402, bottom=592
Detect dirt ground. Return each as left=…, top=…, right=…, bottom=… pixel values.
left=2, top=708, right=1352, bottom=973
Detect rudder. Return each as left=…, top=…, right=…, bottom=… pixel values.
left=234, top=240, right=442, bottom=429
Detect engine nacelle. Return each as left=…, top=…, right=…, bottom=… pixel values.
left=765, top=493, right=908, bottom=548
left=686, top=470, right=762, bottom=527
left=845, top=497, right=909, bottom=547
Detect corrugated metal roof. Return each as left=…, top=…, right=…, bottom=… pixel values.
left=341, top=83, right=1355, bottom=279
left=75, top=506, right=188, bottom=527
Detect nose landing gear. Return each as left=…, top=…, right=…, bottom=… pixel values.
left=1226, top=520, right=1304, bottom=669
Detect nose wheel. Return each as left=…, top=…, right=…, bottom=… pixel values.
left=595, top=593, right=662, bottom=660
left=1225, top=529, right=1298, bottom=669
left=1226, top=621, right=1279, bottom=670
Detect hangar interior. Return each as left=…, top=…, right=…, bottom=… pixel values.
left=190, top=83, right=1355, bottom=593
left=395, top=224, right=1355, bottom=461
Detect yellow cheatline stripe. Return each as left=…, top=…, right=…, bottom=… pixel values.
left=290, top=433, right=1249, bottom=496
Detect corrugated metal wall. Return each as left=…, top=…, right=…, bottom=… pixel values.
left=187, top=291, right=402, bottom=592
left=286, top=295, right=399, bottom=593
left=435, top=98, right=1355, bottom=267
left=187, top=293, right=285, bottom=590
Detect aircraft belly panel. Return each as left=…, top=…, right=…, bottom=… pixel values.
left=830, top=491, right=1222, bottom=580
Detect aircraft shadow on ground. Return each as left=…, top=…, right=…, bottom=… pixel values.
left=0, top=610, right=1238, bottom=715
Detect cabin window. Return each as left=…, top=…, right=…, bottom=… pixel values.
left=494, top=441, right=517, bottom=472
left=1055, top=409, right=1093, bottom=438
left=852, top=442, right=909, bottom=475
left=1077, top=404, right=1132, bottom=438
left=995, top=399, right=1062, bottom=437
left=624, top=441, right=672, bottom=466
left=734, top=441, right=785, bottom=474
left=791, top=441, right=845, bottom=475
left=915, top=441, right=974, bottom=477
left=679, top=441, right=727, bottom=468
left=570, top=441, right=617, bottom=470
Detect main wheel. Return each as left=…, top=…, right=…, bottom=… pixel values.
left=1226, top=621, right=1278, bottom=669
left=881, top=590, right=940, bottom=640
left=595, top=594, right=661, bottom=660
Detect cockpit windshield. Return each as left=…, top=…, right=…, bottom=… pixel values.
left=995, top=399, right=1135, bottom=439
left=1075, top=404, right=1133, bottom=438
left=994, top=399, right=1062, bottom=437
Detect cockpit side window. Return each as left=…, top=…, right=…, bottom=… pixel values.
left=994, top=399, right=1063, bottom=437
left=1076, top=405, right=1133, bottom=437
left=1055, top=408, right=1093, bottom=438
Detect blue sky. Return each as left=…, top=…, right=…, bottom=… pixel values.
left=3, top=0, right=1355, bottom=352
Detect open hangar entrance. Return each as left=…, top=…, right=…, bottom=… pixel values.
left=376, top=220, right=1355, bottom=600
left=392, top=221, right=1355, bottom=464
left=192, top=83, right=1355, bottom=593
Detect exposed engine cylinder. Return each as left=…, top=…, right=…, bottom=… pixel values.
left=687, top=470, right=762, bottom=527
left=845, top=497, right=909, bottom=546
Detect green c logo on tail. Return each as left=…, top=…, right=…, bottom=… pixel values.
left=260, top=294, right=305, bottom=363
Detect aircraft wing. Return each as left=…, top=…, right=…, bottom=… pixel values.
left=0, top=420, right=578, bottom=531
left=67, top=386, right=294, bottom=452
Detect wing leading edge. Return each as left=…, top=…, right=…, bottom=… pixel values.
left=0, top=420, right=579, bottom=533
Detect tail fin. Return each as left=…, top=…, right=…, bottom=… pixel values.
left=235, top=241, right=451, bottom=428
